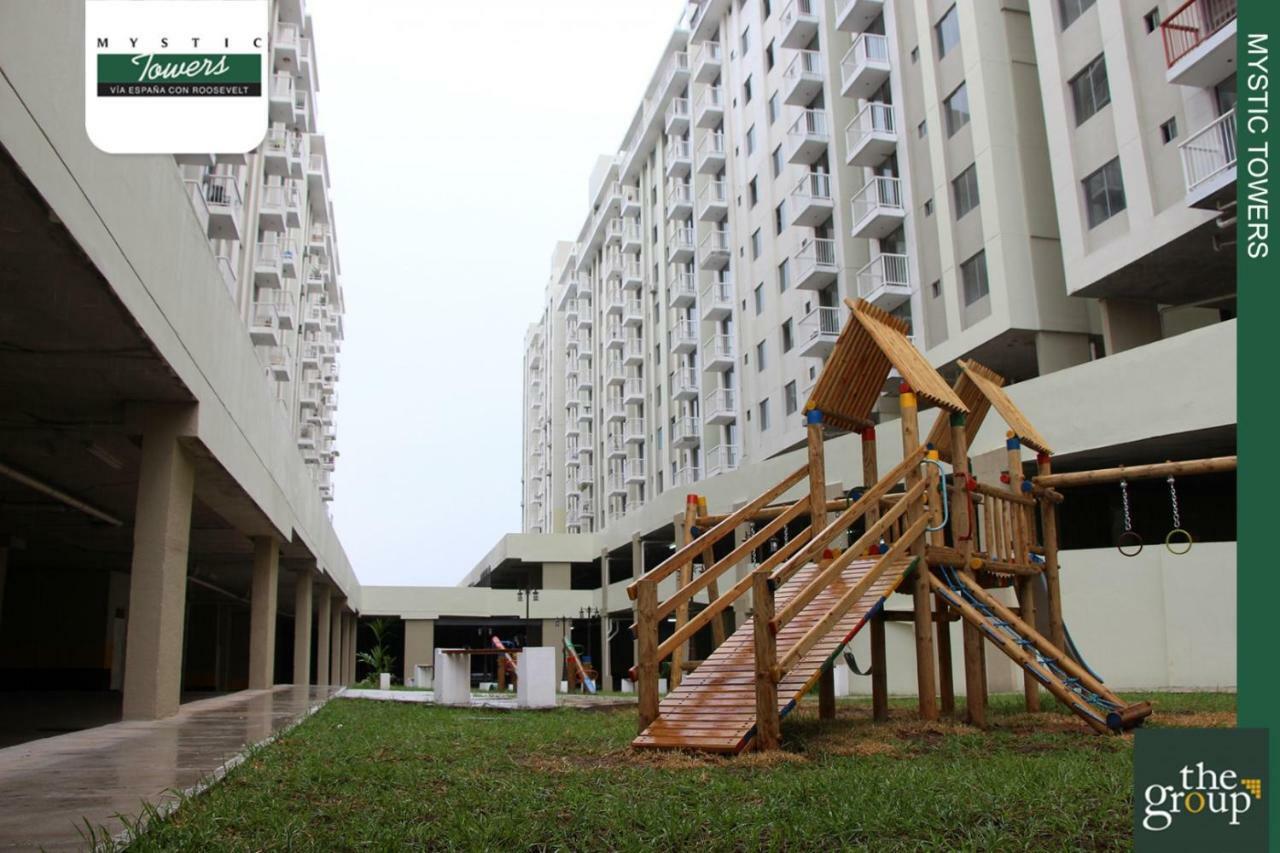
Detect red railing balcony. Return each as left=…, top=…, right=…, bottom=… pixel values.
left=1160, top=0, right=1236, bottom=68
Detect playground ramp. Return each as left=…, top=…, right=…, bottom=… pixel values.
left=632, top=554, right=916, bottom=753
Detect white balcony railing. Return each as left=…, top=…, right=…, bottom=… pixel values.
left=851, top=175, right=904, bottom=221
left=800, top=305, right=842, bottom=343
left=846, top=102, right=896, bottom=152
left=704, top=387, right=737, bottom=420
left=706, top=443, right=741, bottom=477
left=840, top=32, right=890, bottom=93
left=856, top=253, right=910, bottom=298
left=792, top=171, right=833, bottom=204
left=784, top=49, right=823, bottom=86
left=1180, top=108, right=1236, bottom=194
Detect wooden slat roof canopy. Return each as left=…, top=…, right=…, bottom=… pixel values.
left=851, top=298, right=967, bottom=408
left=926, top=359, right=1053, bottom=461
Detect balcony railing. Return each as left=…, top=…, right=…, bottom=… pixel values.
left=203, top=174, right=242, bottom=212
left=845, top=101, right=896, bottom=161
left=704, top=387, right=737, bottom=421
left=698, top=179, right=729, bottom=217
left=673, top=367, right=699, bottom=398
left=787, top=108, right=829, bottom=147
left=840, top=32, right=890, bottom=96
left=851, top=175, right=904, bottom=221
left=670, top=270, right=697, bottom=303
left=706, top=443, right=741, bottom=477
left=666, top=97, right=691, bottom=131
left=703, top=334, right=735, bottom=364
left=1180, top=108, right=1236, bottom=194
left=701, top=280, right=733, bottom=313
left=673, top=464, right=702, bottom=488
left=856, top=252, right=910, bottom=297
left=800, top=305, right=842, bottom=343
left=1160, top=0, right=1237, bottom=67
left=784, top=49, right=823, bottom=85
left=792, top=171, right=833, bottom=204
left=672, top=415, right=701, bottom=446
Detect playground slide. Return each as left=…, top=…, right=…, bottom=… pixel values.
left=563, top=637, right=597, bottom=694
left=490, top=635, right=518, bottom=679
left=929, top=567, right=1152, bottom=733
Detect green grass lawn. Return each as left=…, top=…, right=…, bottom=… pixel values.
left=128, top=690, right=1234, bottom=851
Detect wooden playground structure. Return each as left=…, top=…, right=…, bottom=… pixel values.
left=626, top=299, right=1235, bottom=753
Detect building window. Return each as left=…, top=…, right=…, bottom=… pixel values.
left=917, top=119, right=927, bottom=138
left=756, top=339, right=767, bottom=370
left=748, top=177, right=758, bottom=206
left=1160, top=116, right=1178, bottom=144
left=936, top=5, right=960, bottom=58
left=1070, top=54, right=1110, bottom=126
left=754, top=283, right=764, bottom=314
left=781, top=320, right=794, bottom=353
left=777, top=258, right=790, bottom=291
left=751, top=228, right=762, bottom=258
left=771, top=145, right=784, bottom=177
left=762, top=0, right=771, bottom=16
left=930, top=280, right=941, bottom=298
left=959, top=251, right=989, bottom=306
left=744, top=75, right=753, bottom=105
left=923, top=198, right=934, bottom=216
left=746, top=124, right=756, bottom=154
left=766, top=40, right=775, bottom=71
left=759, top=398, right=771, bottom=430
left=656, top=426, right=663, bottom=449
left=944, top=82, right=970, bottom=136
left=784, top=380, right=798, bottom=414
left=910, top=46, right=919, bottom=64
left=952, top=164, right=980, bottom=218
left=1143, top=8, right=1160, bottom=33
left=1083, top=157, right=1126, bottom=227
left=741, top=26, right=750, bottom=55
left=1060, top=0, right=1097, bottom=29
left=768, top=92, right=779, bottom=124
left=774, top=200, right=787, bottom=234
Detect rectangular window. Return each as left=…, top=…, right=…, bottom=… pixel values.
left=759, top=398, right=771, bottom=431
left=774, top=200, right=787, bottom=234
left=754, top=283, right=764, bottom=315
left=751, top=228, right=762, bottom=259
left=923, top=198, right=934, bottom=216
left=1160, top=116, right=1178, bottom=144
left=756, top=339, right=767, bottom=370
left=784, top=380, right=797, bottom=415
left=1059, top=0, right=1097, bottom=29
left=781, top=320, right=794, bottom=353
left=765, top=40, right=775, bottom=71
left=748, top=177, right=758, bottom=206
left=930, top=280, right=941, bottom=298
left=917, top=119, right=927, bottom=138
left=1083, top=157, right=1126, bottom=227
left=777, top=258, right=790, bottom=291
left=741, top=26, right=750, bottom=55
left=944, top=82, right=970, bottom=136
left=1069, top=55, right=1110, bottom=126
left=768, top=92, right=779, bottom=124
left=936, top=5, right=960, bottom=58
left=771, top=145, right=784, bottom=177
left=959, top=251, right=989, bottom=306
left=952, top=164, right=980, bottom=218
left=910, top=46, right=919, bottom=63
left=1143, top=8, right=1160, bottom=32
left=746, top=124, right=757, bottom=154
left=744, top=75, right=753, bottom=105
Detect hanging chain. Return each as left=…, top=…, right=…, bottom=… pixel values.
left=1167, top=474, right=1181, bottom=529
left=1120, top=479, right=1133, bottom=532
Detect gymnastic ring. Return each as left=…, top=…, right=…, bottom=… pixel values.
left=1165, top=528, right=1193, bottom=556
left=1117, top=530, right=1143, bottom=558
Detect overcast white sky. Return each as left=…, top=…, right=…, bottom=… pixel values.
left=315, top=1, right=686, bottom=587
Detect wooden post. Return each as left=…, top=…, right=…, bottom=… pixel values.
left=1006, top=434, right=1040, bottom=712
left=818, top=668, right=836, bottom=720
left=635, top=581, right=660, bottom=732
left=898, top=385, right=937, bottom=721
left=925, top=449, right=955, bottom=716
left=1037, top=453, right=1066, bottom=651
left=670, top=502, right=696, bottom=691
left=699, top=496, right=727, bottom=649
left=861, top=427, right=889, bottom=720
left=806, top=409, right=828, bottom=531
left=751, top=570, right=780, bottom=750
left=948, top=412, right=987, bottom=727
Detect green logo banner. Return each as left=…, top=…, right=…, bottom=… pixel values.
left=96, top=53, right=261, bottom=96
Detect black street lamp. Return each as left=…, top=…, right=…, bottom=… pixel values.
left=516, top=585, right=539, bottom=620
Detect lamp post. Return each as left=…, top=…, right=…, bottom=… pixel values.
left=515, top=584, right=539, bottom=620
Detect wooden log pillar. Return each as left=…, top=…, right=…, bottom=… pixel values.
left=861, top=427, right=888, bottom=721
left=1006, top=434, right=1040, bottom=712
left=948, top=412, right=986, bottom=727
left=1037, top=453, right=1066, bottom=651
left=698, top=496, right=727, bottom=649
left=751, top=570, right=781, bottom=750
left=898, top=385, right=937, bottom=721
left=670, top=501, right=696, bottom=692
left=635, top=581, right=660, bottom=732
left=925, top=449, right=955, bottom=716
left=807, top=409, right=836, bottom=720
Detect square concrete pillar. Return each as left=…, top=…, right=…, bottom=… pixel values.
left=517, top=647, right=557, bottom=708
left=315, top=585, right=331, bottom=687
left=338, top=611, right=350, bottom=685
left=292, top=569, right=313, bottom=686
left=347, top=614, right=357, bottom=685
left=122, top=408, right=196, bottom=721
left=434, top=650, right=470, bottom=705
left=329, top=597, right=343, bottom=685
left=542, top=562, right=571, bottom=590
left=403, top=619, right=434, bottom=686
left=248, top=536, right=280, bottom=690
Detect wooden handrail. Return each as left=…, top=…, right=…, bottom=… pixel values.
left=626, top=464, right=808, bottom=600
left=775, top=513, right=930, bottom=677
left=771, top=477, right=926, bottom=632
left=769, top=445, right=927, bottom=588
left=1031, top=455, right=1236, bottom=489
left=968, top=480, right=1036, bottom=506
left=654, top=497, right=807, bottom=622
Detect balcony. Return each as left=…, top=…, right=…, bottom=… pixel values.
left=269, top=72, right=295, bottom=124
left=849, top=175, right=905, bottom=240
left=273, top=21, right=300, bottom=68
left=578, top=403, right=594, bottom=425
left=671, top=319, right=699, bottom=354
left=606, top=397, right=626, bottom=422
left=695, top=86, right=724, bottom=129
left=266, top=343, right=294, bottom=382
left=624, top=417, right=646, bottom=444
left=659, top=51, right=690, bottom=105
left=577, top=299, right=593, bottom=327
left=604, top=286, right=625, bottom=315
left=840, top=33, right=891, bottom=100
left=285, top=182, right=303, bottom=229
left=621, top=184, right=642, bottom=218
left=835, top=0, right=884, bottom=33
left=607, top=432, right=628, bottom=459
left=666, top=97, right=691, bottom=136
left=665, top=138, right=693, bottom=179
left=623, top=296, right=644, bottom=327
left=623, top=258, right=644, bottom=289
left=704, top=387, right=737, bottom=424
left=259, top=184, right=287, bottom=233
left=280, top=237, right=300, bottom=278
left=669, top=269, right=698, bottom=307
left=1161, top=0, right=1237, bottom=86
left=262, top=127, right=292, bottom=177
left=307, top=223, right=330, bottom=258
left=605, top=218, right=625, bottom=247
left=856, top=253, right=911, bottom=309
left=703, top=335, right=735, bottom=371
left=786, top=109, right=829, bottom=165
left=254, top=241, right=284, bottom=288
left=605, top=359, right=625, bottom=385
left=673, top=367, right=700, bottom=400
left=578, top=464, right=595, bottom=486
left=623, top=337, right=645, bottom=366
left=696, top=131, right=727, bottom=174
left=701, top=280, right=734, bottom=320
left=780, top=0, right=820, bottom=49
left=672, top=416, right=701, bottom=448
left=666, top=180, right=694, bottom=220
left=623, top=376, right=645, bottom=405
left=673, top=464, right=702, bottom=488
left=250, top=291, right=296, bottom=345
left=1179, top=108, right=1236, bottom=208
left=706, top=444, right=740, bottom=478
left=697, top=179, right=729, bottom=222
left=794, top=237, right=839, bottom=290
left=783, top=49, right=824, bottom=106
left=201, top=175, right=242, bottom=241
left=667, top=224, right=696, bottom=263
left=622, top=219, right=644, bottom=254
left=604, top=251, right=624, bottom=281
left=799, top=305, right=842, bottom=357
left=845, top=102, right=897, bottom=167
left=693, top=40, right=722, bottom=83
left=790, top=171, right=834, bottom=227
left=698, top=228, right=731, bottom=270
left=306, top=147, right=330, bottom=208
left=603, top=324, right=626, bottom=349
left=626, top=457, right=647, bottom=483
left=304, top=259, right=329, bottom=295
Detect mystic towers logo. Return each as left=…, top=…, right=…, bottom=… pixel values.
left=85, top=0, right=268, bottom=153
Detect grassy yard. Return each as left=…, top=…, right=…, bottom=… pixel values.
left=128, top=691, right=1234, bottom=851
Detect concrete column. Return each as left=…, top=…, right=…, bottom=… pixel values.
left=542, top=562, right=571, bottom=590
left=122, top=408, right=196, bottom=721
left=292, top=569, right=313, bottom=686
left=315, top=585, right=331, bottom=687
left=1034, top=330, right=1093, bottom=374
left=630, top=534, right=642, bottom=673
left=1099, top=298, right=1162, bottom=356
left=346, top=614, right=357, bottom=685
left=599, top=548, right=611, bottom=692
left=403, top=618, right=435, bottom=686
left=248, top=536, right=279, bottom=690
left=329, top=597, right=342, bottom=685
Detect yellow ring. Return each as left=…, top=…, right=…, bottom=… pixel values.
left=1165, top=528, right=1193, bottom=555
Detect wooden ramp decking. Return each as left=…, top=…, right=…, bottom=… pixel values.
left=632, top=555, right=916, bottom=753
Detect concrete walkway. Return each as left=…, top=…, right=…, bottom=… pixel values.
left=342, top=688, right=637, bottom=710
left=0, top=685, right=341, bottom=850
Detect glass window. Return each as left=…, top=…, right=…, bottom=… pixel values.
left=766, top=40, right=775, bottom=71
left=1159, top=117, right=1178, bottom=144
left=781, top=320, right=794, bottom=353
left=756, top=340, right=767, bottom=370
left=936, top=6, right=960, bottom=58
left=774, top=200, right=787, bottom=234
left=1069, top=55, right=1110, bottom=126
left=917, top=119, right=927, bottom=138
left=923, top=198, right=934, bottom=216
left=959, top=251, right=989, bottom=306
left=759, top=398, right=771, bottom=430
left=784, top=380, right=798, bottom=414
left=944, top=82, right=970, bottom=136
left=777, top=259, right=790, bottom=291
left=749, top=177, right=758, bottom=206
left=741, top=26, right=750, bottom=55
left=768, top=92, right=779, bottom=124
left=751, top=228, right=762, bottom=259
left=952, top=163, right=980, bottom=218
left=746, top=124, right=756, bottom=154
left=771, top=145, right=783, bottom=177
left=1060, top=0, right=1097, bottom=29
left=1143, top=8, right=1160, bottom=33
left=1083, top=157, right=1126, bottom=227
left=754, top=283, right=764, bottom=314
left=744, top=75, right=753, bottom=105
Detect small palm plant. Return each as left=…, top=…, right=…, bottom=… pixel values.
left=356, top=618, right=398, bottom=685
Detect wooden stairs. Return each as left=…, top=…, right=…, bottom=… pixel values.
left=632, top=554, right=917, bottom=753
